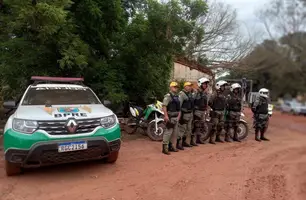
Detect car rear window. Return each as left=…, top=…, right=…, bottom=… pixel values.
left=22, top=87, right=101, bottom=105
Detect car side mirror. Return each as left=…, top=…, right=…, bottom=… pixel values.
left=103, top=100, right=112, bottom=107
left=3, top=101, right=17, bottom=109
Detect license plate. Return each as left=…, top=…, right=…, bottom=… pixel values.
left=58, top=141, right=87, bottom=153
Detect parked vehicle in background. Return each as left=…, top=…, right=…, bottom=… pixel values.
left=280, top=100, right=306, bottom=115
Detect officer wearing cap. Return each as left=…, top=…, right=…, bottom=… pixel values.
left=178, top=82, right=195, bottom=148
left=162, top=81, right=181, bottom=155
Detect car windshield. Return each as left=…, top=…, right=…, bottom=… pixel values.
left=22, top=87, right=101, bottom=105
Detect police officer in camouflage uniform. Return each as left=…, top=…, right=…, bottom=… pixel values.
left=208, top=80, right=228, bottom=144
left=193, top=77, right=210, bottom=144
left=162, top=82, right=181, bottom=155
left=178, top=82, right=195, bottom=148
left=225, top=83, right=242, bottom=143
left=252, top=88, right=270, bottom=142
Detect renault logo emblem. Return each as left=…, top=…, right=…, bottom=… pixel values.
left=65, top=118, right=78, bottom=133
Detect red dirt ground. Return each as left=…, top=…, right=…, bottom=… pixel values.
left=1, top=109, right=306, bottom=200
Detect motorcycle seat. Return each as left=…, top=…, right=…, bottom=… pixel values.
left=129, top=106, right=144, bottom=118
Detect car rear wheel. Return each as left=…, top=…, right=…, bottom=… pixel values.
left=5, top=161, right=22, bottom=176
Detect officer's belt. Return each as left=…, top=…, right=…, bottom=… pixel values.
left=212, top=109, right=224, bottom=111
left=228, top=109, right=241, bottom=112
left=168, top=112, right=179, bottom=118
left=181, top=109, right=192, bottom=113
left=194, top=106, right=206, bottom=111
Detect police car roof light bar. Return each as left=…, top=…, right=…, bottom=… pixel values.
left=31, top=76, right=84, bottom=82
left=30, top=76, right=84, bottom=86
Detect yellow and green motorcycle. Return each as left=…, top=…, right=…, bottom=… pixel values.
left=127, top=100, right=165, bottom=141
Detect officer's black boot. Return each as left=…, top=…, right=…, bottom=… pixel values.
left=233, top=132, right=241, bottom=142
left=190, top=136, right=198, bottom=146
left=182, top=136, right=192, bottom=147
left=260, top=130, right=270, bottom=141
left=176, top=139, right=184, bottom=150
left=197, top=135, right=205, bottom=144
left=215, top=133, right=224, bottom=143
left=233, top=127, right=241, bottom=142
left=224, top=132, right=232, bottom=143
left=255, top=129, right=261, bottom=142
left=162, top=144, right=171, bottom=155
left=169, top=142, right=179, bottom=152
left=209, top=131, right=216, bottom=144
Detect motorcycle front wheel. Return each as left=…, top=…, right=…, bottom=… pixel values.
left=147, top=121, right=165, bottom=141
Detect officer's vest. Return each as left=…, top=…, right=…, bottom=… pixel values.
left=167, top=93, right=180, bottom=117
left=194, top=91, right=208, bottom=111
left=257, top=97, right=268, bottom=114
left=181, top=91, right=194, bottom=113
left=211, top=92, right=226, bottom=111
left=227, top=94, right=242, bottom=112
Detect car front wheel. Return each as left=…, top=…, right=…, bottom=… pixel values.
left=106, top=151, right=119, bottom=164
left=5, top=161, right=22, bottom=176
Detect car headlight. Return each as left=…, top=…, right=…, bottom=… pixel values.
left=13, top=119, right=38, bottom=134
left=100, top=115, right=117, bottom=129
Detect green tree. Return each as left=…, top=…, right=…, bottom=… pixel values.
left=0, top=0, right=208, bottom=105
left=0, top=0, right=89, bottom=99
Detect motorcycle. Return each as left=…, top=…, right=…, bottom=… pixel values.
left=268, top=104, right=273, bottom=116
left=264, top=104, right=273, bottom=132
left=126, top=100, right=165, bottom=141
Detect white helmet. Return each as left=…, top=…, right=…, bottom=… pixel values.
left=197, top=77, right=210, bottom=87
left=230, top=83, right=241, bottom=92
left=259, top=88, right=269, bottom=98
left=215, top=80, right=228, bottom=90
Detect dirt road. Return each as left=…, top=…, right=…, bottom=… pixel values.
left=1, top=110, right=306, bottom=200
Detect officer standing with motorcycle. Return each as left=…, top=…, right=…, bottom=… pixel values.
left=225, top=83, right=242, bottom=142
left=193, top=77, right=210, bottom=144
left=252, top=88, right=270, bottom=142
left=162, top=82, right=181, bottom=155
left=208, top=80, right=228, bottom=144
left=178, top=82, right=195, bottom=148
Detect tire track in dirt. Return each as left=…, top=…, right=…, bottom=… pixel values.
left=243, top=142, right=306, bottom=200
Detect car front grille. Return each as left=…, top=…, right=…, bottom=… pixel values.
left=37, top=118, right=101, bottom=135
left=40, top=147, right=107, bottom=165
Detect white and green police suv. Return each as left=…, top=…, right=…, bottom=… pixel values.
left=2, top=76, right=121, bottom=176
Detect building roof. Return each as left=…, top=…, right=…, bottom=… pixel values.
left=174, top=57, right=213, bottom=76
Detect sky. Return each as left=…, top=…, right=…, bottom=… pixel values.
left=220, top=0, right=269, bottom=41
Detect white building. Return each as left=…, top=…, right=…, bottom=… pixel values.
left=171, top=57, right=214, bottom=91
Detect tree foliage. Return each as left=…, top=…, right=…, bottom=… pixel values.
left=0, top=0, right=208, bottom=104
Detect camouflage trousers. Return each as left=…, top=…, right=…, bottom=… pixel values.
left=253, top=114, right=269, bottom=131
left=193, top=110, right=209, bottom=142
left=225, top=111, right=241, bottom=134
left=162, top=119, right=178, bottom=146
left=178, top=112, right=193, bottom=144
left=210, top=110, right=225, bottom=136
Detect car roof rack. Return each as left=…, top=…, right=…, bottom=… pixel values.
left=30, top=76, right=85, bottom=86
